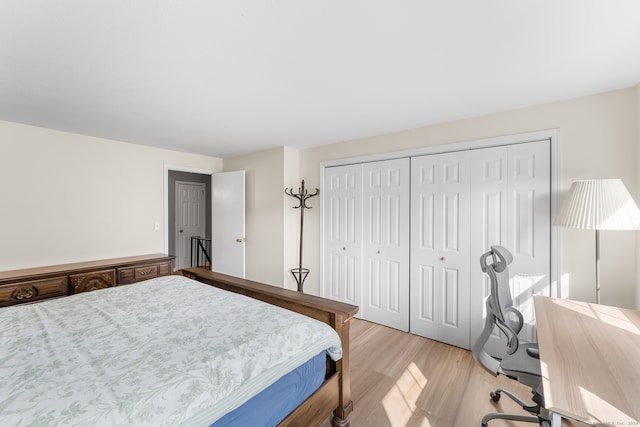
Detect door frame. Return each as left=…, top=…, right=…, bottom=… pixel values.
left=163, top=164, right=217, bottom=266
left=319, top=128, right=561, bottom=299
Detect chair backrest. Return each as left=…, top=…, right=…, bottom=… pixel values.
left=480, top=245, right=514, bottom=325
left=472, top=245, right=524, bottom=375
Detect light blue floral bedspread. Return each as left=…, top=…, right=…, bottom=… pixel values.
left=0, top=275, right=342, bottom=427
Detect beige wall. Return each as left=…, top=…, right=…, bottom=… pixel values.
left=283, top=146, right=302, bottom=291
left=3, top=86, right=639, bottom=308
left=298, top=87, right=640, bottom=308
left=224, top=146, right=326, bottom=291
left=637, top=84, right=640, bottom=309
left=0, top=120, right=222, bottom=271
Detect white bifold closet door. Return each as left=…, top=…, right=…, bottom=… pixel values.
left=409, top=141, right=550, bottom=349
left=361, top=159, right=410, bottom=331
left=321, top=139, right=551, bottom=350
left=410, top=152, right=471, bottom=348
left=469, top=141, right=550, bottom=355
left=322, top=163, right=362, bottom=308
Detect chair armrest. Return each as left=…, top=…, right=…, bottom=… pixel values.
left=526, top=348, right=540, bottom=359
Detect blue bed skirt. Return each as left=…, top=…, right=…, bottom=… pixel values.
left=210, top=351, right=327, bottom=427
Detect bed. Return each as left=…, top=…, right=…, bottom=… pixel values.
left=0, top=262, right=357, bottom=427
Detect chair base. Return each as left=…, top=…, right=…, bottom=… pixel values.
left=490, top=388, right=541, bottom=414
left=481, top=413, right=540, bottom=427
left=480, top=388, right=549, bottom=427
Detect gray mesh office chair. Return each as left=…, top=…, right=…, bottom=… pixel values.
left=472, top=246, right=549, bottom=427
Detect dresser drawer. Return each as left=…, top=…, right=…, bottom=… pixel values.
left=117, top=261, right=172, bottom=285
left=69, top=269, right=116, bottom=294
left=0, top=276, right=68, bottom=307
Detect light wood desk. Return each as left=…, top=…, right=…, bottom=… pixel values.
left=533, top=296, right=640, bottom=427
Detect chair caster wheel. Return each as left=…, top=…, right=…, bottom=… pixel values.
left=490, top=391, right=501, bottom=402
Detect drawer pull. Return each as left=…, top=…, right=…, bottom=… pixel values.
left=138, top=268, right=155, bottom=276
left=15, top=287, right=34, bottom=300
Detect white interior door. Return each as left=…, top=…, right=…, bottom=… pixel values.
left=410, top=152, right=471, bottom=348
left=322, top=164, right=362, bottom=308
left=469, top=140, right=551, bottom=355
left=212, top=170, right=246, bottom=278
left=362, top=158, right=410, bottom=331
left=175, top=181, right=206, bottom=270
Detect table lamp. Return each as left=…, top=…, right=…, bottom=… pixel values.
left=554, top=179, right=640, bottom=304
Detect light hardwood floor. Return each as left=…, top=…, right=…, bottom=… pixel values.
left=321, top=319, right=540, bottom=427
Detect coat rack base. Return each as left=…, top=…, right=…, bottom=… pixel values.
left=290, top=267, right=310, bottom=293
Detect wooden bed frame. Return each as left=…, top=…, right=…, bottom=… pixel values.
left=182, top=267, right=358, bottom=427
left=0, top=254, right=357, bottom=427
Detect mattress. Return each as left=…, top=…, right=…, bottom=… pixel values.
left=211, top=350, right=326, bottom=427
left=0, top=275, right=342, bottom=426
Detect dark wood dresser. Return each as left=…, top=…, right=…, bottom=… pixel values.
left=0, top=254, right=175, bottom=307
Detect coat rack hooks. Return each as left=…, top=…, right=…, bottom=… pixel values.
left=285, top=179, right=319, bottom=292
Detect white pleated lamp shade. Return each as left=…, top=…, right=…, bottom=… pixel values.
left=554, top=179, right=640, bottom=230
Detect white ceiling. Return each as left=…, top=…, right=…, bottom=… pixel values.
left=1, top=1, right=640, bottom=158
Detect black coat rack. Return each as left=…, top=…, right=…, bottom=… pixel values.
left=285, top=179, right=319, bottom=292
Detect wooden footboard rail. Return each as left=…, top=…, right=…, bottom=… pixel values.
left=181, top=268, right=358, bottom=427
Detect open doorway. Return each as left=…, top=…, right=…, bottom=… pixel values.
left=164, top=165, right=246, bottom=277
left=168, top=171, right=212, bottom=270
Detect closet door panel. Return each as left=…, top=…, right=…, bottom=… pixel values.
left=507, top=141, right=551, bottom=343
left=469, top=140, right=551, bottom=354
left=443, top=192, right=461, bottom=251
left=322, top=164, right=362, bottom=308
left=470, top=147, right=509, bottom=354
left=411, top=155, right=439, bottom=332
left=410, top=152, right=471, bottom=348
left=418, top=265, right=435, bottom=321
left=438, top=153, right=471, bottom=347
left=367, top=259, right=381, bottom=307
left=443, top=267, right=460, bottom=327
left=387, top=260, right=401, bottom=313
left=362, top=158, right=410, bottom=331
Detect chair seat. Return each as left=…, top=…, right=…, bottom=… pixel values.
left=501, top=342, right=541, bottom=384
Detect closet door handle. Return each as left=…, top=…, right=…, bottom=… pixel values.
left=440, top=257, right=445, bottom=261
